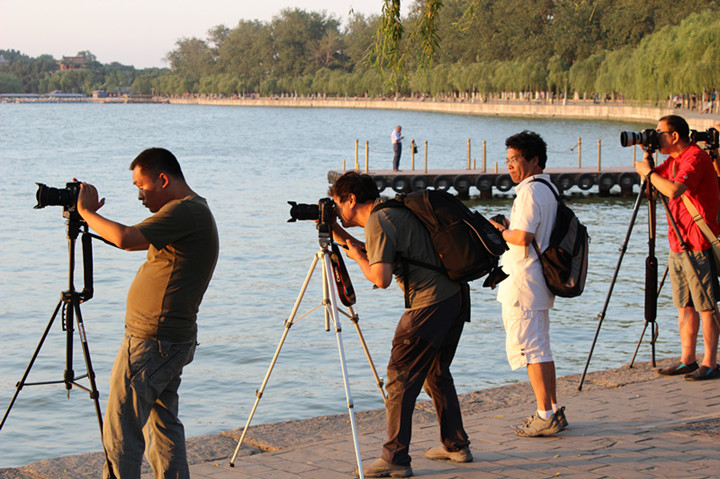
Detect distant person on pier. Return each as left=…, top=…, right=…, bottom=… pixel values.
left=392, top=125, right=404, bottom=171
left=77, top=148, right=219, bottom=478
left=329, top=171, right=472, bottom=478
left=635, top=115, right=720, bottom=380
left=488, top=130, right=567, bottom=437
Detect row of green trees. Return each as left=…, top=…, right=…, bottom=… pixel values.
left=1, top=0, right=718, bottom=102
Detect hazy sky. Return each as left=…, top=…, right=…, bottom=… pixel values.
left=0, top=0, right=411, bottom=69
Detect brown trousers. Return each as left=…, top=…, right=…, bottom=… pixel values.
left=381, top=285, right=471, bottom=465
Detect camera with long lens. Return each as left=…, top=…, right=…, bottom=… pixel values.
left=691, top=128, right=719, bottom=150
left=288, top=197, right=335, bottom=224
left=35, top=181, right=81, bottom=219
left=620, top=129, right=659, bottom=151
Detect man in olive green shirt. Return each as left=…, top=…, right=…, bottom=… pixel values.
left=77, top=148, right=219, bottom=479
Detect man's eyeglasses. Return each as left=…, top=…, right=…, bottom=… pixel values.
left=656, top=130, right=673, bottom=136
left=505, top=157, right=523, bottom=166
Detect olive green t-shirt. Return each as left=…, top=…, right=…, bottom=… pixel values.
left=125, top=195, right=219, bottom=341
left=365, top=198, right=459, bottom=310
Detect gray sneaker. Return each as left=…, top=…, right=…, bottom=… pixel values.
left=521, top=407, right=568, bottom=430
left=514, top=412, right=562, bottom=437
left=424, top=445, right=473, bottom=463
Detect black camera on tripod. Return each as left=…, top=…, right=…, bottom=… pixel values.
left=35, top=181, right=81, bottom=219
left=691, top=127, right=719, bottom=150
left=620, top=127, right=719, bottom=152
left=287, top=197, right=336, bottom=224
left=620, top=129, right=659, bottom=151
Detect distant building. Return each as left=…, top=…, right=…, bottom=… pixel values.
left=58, top=56, right=90, bottom=71
left=0, top=54, right=8, bottom=68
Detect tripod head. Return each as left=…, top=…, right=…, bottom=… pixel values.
left=317, top=217, right=333, bottom=249
left=318, top=221, right=356, bottom=307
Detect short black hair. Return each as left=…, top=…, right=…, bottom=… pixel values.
left=659, top=115, right=690, bottom=142
left=505, top=130, right=548, bottom=169
left=327, top=171, right=379, bottom=203
left=129, top=148, right=185, bottom=181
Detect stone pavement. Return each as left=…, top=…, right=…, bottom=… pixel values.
left=181, top=361, right=720, bottom=479
left=3, top=359, right=719, bottom=479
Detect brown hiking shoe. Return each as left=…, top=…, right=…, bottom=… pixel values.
left=355, top=458, right=412, bottom=478
left=424, top=445, right=473, bottom=463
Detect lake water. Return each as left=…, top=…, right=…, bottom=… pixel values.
left=0, top=103, right=677, bottom=468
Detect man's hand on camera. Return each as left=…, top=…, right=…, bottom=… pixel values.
left=634, top=156, right=653, bottom=178
left=343, top=239, right=366, bottom=262
left=489, top=215, right=508, bottom=231
left=76, top=180, right=105, bottom=215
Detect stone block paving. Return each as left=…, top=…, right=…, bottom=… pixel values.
left=176, top=375, right=720, bottom=479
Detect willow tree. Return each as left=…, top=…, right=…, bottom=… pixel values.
left=624, top=12, right=720, bottom=102
left=370, top=0, right=442, bottom=92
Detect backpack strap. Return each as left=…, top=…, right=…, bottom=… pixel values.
left=530, top=177, right=561, bottom=201
left=530, top=177, right=560, bottom=257
left=681, top=194, right=720, bottom=247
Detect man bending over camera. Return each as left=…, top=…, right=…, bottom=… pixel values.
left=329, top=171, right=471, bottom=478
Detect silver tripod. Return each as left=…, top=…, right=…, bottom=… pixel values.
left=229, top=226, right=386, bottom=478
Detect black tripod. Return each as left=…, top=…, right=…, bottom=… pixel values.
left=580, top=147, right=720, bottom=390
left=0, top=211, right=113, bottom=472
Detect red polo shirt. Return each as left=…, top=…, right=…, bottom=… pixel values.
left=655, top=144, right=720, bottom=252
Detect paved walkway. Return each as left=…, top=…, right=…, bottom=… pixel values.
left=4, top=359, right=719, bottom=479
left=170, top=361, right=720, bottom=479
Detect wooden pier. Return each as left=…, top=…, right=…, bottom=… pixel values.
left=327, top=166, right=640, bottom=198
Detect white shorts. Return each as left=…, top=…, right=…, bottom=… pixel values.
left=501, top=304, right=553, bottom=370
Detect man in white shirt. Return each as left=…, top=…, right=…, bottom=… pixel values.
left=489, top=130, right=567, bottom=437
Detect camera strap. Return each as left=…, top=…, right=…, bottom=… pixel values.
left=330, top=243, right=356, bottom=306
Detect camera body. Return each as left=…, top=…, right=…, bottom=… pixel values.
left=490, top=213, right=508, bottom=228
left=691, top=128, right=719, bottom=150
left=35, top=181, right=81, bottom=219
left=620, top=129, right=658, bottom=151
left=288, top=197, right=335, bottom=224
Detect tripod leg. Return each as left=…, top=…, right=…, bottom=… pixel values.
left=1, top=299, right=62, bottom=430
left=347, top=306, right=387, bottom=404
left=321, top=252, right=365, bottom=478
left=630, top=265, right=668, bottom=368
left=579, top=185, right=644, bottom=391
left=229, top=254, right=320, bottom=466
left=73, top=300, right=117, bottom=478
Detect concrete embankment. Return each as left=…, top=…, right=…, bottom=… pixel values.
left=4, top=357, right=720, bottom=478
left=168, top=97, right=720, bottom=130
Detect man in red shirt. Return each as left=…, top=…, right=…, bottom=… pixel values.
left=635, top=115, right=720, bottom=380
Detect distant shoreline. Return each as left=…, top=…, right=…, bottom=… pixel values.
left=167, top=96, right=720, bottom=130
left=4, top=94, right=718, bottom=129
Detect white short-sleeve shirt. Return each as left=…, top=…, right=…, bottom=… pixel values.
left=497, top=174, right=557, bottom=310
left=391, top=129, right=401, bottom=144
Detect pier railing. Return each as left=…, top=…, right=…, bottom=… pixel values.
left=335, top=138, right=644, bottom=198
